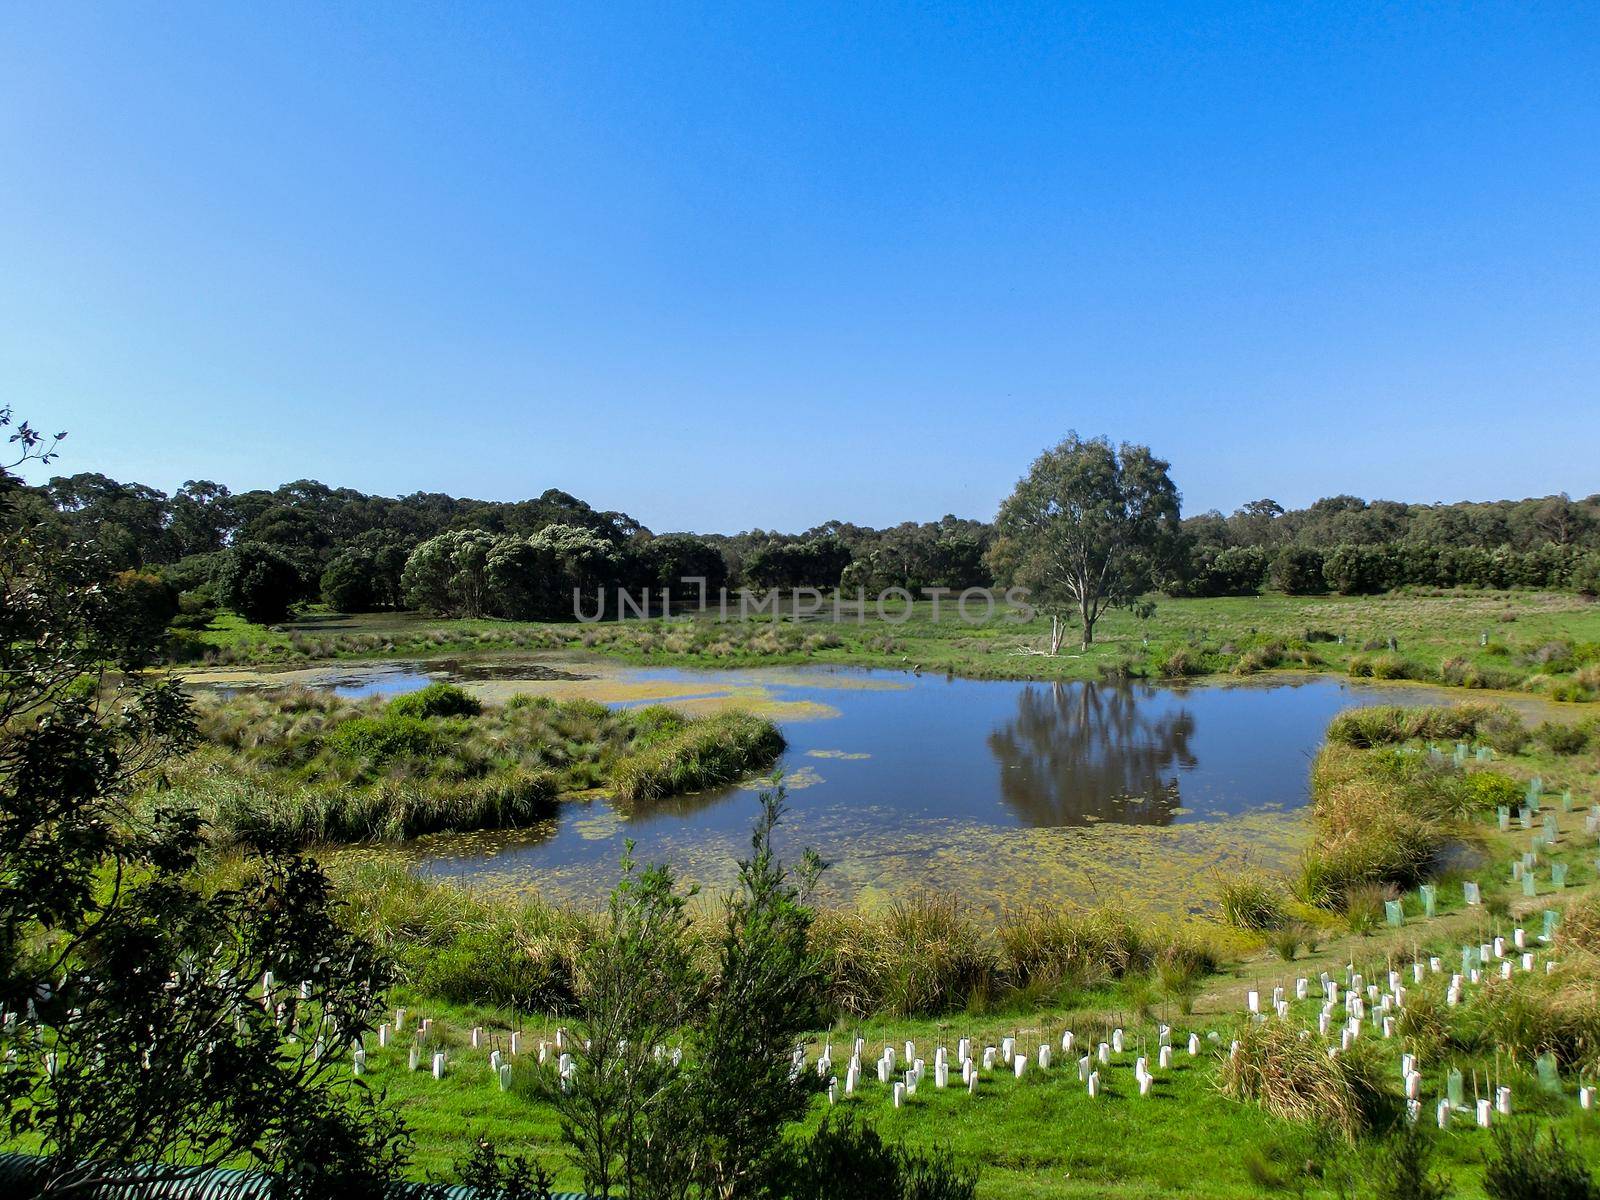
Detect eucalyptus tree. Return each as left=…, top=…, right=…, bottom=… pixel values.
left=990, top=434, right=1181, bottom=652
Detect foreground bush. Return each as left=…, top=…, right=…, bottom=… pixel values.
left=1368, top=1121, right=1450, bottom=1200
left=783, top=1111, right=978, bottom=1200
left=1483, top=1125, right=1599, bottom=1200
left=1217, top=1020, right=1392, bottom=1140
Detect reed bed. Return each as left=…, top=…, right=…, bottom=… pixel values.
left=329, top=860, right=595, bottom=1011
left=1294, top=743, right=1485, bottom=909
left=810, top=894, right=1220, bottom=1018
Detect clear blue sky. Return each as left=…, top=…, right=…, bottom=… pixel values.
left=2, top=3, right=1596, bottom=532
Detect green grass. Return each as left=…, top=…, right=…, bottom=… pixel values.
left=178, top=590, right=1600, bottom=699
left=362, top=943, right=1600, bottom=1199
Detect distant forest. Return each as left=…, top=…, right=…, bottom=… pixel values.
left=11, top=472, right=1600, bottom=628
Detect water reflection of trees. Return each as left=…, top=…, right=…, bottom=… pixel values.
left=987, top=681, right=1196, bottom=827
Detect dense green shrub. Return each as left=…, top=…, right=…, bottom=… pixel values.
left=1167, top=545, right=1269, bottom=597
left=1574, top=553, right=1600, bottom=597
left=215, top=541, right=304, bottom=624
left=1534, top=720, right=1591, bottom=755
left=1271, top=546, right=1327, bottom=595
left=1368, top=1122, right=1450, bottom=1200
left=325, top=714, right=450, bottom=762
left=1323, top=543, right=1400, bottom=595
left=1456, top=770, right=1523, bottom=810
left=1478, top=707, right=1531, bottom=754
left=387, top=681, right=482, bottom=719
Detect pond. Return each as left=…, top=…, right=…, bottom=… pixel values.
left=183, top=657, right=1466, bottom=914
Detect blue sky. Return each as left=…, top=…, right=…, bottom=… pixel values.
left=2, top=3, right=1596, bottom=532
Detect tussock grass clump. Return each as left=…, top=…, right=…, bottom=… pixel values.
left=810, top=898, right=1217, bottom=1017
left=1268, top=923, right=1310, bottom=962
left=1348, top=653, right=1432, bottom=682
left=609, top=710, right=785, bottom=802
left=1156, top=647, right=1208, bottom=677
left=1393, top=990, right=1457, bottom=1064
left=326, top=713, right=454, bottom=761
left=1341, top=882, right=1393, bottom=934
left=1216, top=872, right=1289, bottom=931
left=1000, top=905, right=1144, bottom=991
left=1231, top=640, right=1323, bottom=676
left=1217, top=1020, right=1392, bottom=1141
left=197, top=764, right=560, bottom=844
left=1556, top=894, right=1600, bottom=957
left=1466, top=971, right=1600, bottom=1073
left=1439, top=656, right=1522, bottom=690
left=1295, top=745, right=1458, bottom=908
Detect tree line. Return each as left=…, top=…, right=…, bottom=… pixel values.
left=10, top=461, right=1598, bottom=631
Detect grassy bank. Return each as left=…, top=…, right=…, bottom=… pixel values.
left=167, top=684, right=784, bottom=845
left=178, top=590, right=1600, bottom=700
left=323, top=861, right=1227, bottom=1024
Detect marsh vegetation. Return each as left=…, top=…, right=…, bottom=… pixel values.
left=167, top=682, right=784, bottom=846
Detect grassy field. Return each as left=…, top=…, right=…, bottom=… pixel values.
left=179, top=590, right=1600, bottom=699
left=364, top=892, right=1600, bottom=1198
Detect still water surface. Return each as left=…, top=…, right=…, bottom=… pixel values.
left=189, top=659, right=1451, bottom=911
